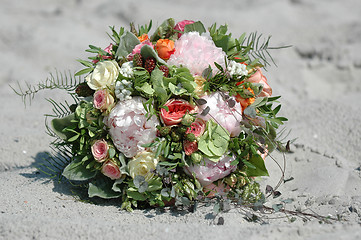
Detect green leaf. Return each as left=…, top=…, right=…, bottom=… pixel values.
left=115, top=31, right=140, bottom=58
left=127, top=189, right=147, bottom=201
left=245, top=154, right=269, bottom=177
left=135, top=82, right=155, bottom=96
left=62, top=160, right=97, bottom=181
left=140, top=44, right=167, bottom=65
left=169, top=82, right=187, bottom=95
left=75, top=67, right=93, bottom=77
left=183, top=21, right=206, bottom=34
left=88, top=179, right=121, bottom=199
left=112, top=177, right=126, bottom=192
left=51, top=114, right=76, bottom=140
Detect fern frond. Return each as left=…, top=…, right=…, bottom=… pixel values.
left=45, top=99, right=74, bottom=118
left=36, top=151, right=71, bottom=180
left=11, top=70, right=82, bottom=105
left=240, top=32, right=291, bottom=68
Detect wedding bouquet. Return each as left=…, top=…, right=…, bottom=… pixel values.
left=16, top=19, right=288, bottom=211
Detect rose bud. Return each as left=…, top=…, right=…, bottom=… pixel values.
left=191, top=152, right=203, bottom=164
left=158, top=126, right=172, bottom=137
left=171, top=130, right=182, bottom=142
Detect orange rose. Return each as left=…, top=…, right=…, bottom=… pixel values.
left=155, top=39, right=175, bottom=60
left=137, top=34, right=149, bottom=42
left=235, top=87, right=255, bottom=110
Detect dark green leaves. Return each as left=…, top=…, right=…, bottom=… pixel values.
left=62, top=160, right=97, bottom=181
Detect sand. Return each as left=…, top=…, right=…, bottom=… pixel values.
left=1, top=0, right=361, bottom=239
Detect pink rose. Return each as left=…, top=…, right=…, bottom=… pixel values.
left=128, top=40, right=154, bottom=61
left=160, top=99, right=197, bottom=126
left=247, top=68, right=272, bottom=97
left=91, top=139, right=109, bottom=162
left=183, top=140, right=198, bottom=156
left=186, top=118, right=206, bottom=137
left=93, top=89, right=115, bottom=112
left=174, top=20, right=195, bottom=38
left=101, top=160, right=122, bottom=180
left=92, top=43, right=113, bottom=64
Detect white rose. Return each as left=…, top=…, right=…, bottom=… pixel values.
left=128, top=151, right=159, bottom=181
left=86, top=60, right=120, bottom=90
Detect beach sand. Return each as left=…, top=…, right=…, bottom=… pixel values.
left=1, top=0, right=361, bottom=239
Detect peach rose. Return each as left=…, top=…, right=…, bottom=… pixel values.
left=91, top=139, right=109, bottom=162
left=101, top=160, right=122, bottom=180
left=247, top=68, right=272, bottom=97
left=235, top=86, right=255, bottom=111
left=160, top=99, right=197, bottom=126
left=155, top=39, right=175, bottom=60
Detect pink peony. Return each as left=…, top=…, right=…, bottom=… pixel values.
left=105, top=97, right=159, bottom=158
left=167, top=32, right=227, bottom=76
left=160, top=99, right=197, bottom=126
left=247, top=68, right=272, bottom=97
left=183, top=140, right=198, bottom=156
left=174, top=20, right=195, bottom=38
left=184, top=154, right=237, bottom=186
left=186, top=118, right=206, bottom=137
left=93, top=89, right=115, bottom=112
left=101, top=160, right=122, bottom=180
left=91, top=139, right=109, bottom=162
left=127, top=40, right=154, bottom=61
left=198, top=92, right=243, bottom=137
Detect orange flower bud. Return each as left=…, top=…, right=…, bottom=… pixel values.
left=137, top=34, right=149, bottom=42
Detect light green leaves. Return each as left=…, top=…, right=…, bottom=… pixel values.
left=198, top=120, right=230, bottom=162
left=62, top=160, right=97, bottom=181
left=115, top=31, right=140, bottom=58
left=184, top=21, right=206, bottom=35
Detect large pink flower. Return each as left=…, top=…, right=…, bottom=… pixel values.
left=105, top=97, right=159, bottom=158
left=167, top=32, right=226, bottom=76
left=184, top=154, right=237, bottom=186
left=174, top=20, right=195, bottom=38
left=160, top=99, right=197, bottom=126
left=198, top=92, right=243, bottom=137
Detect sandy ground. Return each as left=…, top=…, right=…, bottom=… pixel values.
left=1, top=0, right=361, bottom=239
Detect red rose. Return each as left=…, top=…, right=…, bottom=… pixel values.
left=183, top=140, right=198, bottom=156
left=160, top=99, right=197, bottom=126
left=101, top=160, right=122, bottom=180
left=186, top=118, right=206, bottom=137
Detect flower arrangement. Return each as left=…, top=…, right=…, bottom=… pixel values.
left=15, top=19, right=288, bottom=211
